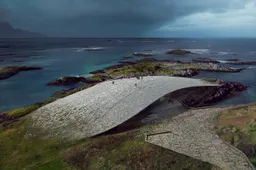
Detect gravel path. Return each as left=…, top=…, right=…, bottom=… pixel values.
left=146, top=107, right=255, bottom=170
left=29, top=76, right=216, bottom=140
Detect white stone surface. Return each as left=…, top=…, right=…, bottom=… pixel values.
left=30, top=76, right=217, bottom=140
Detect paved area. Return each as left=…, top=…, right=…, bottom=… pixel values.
left=146, top=108, right=255, bottom=170
left=29, top=76, right=216, bottom=140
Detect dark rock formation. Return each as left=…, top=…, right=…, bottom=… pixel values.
left=47, top=76, right=87, bottom=86
left=89, top=70, right=106, bottom=74
left=119, top=61, right=137, bottom=65
left=0, top=66, right=43, bottom=80
left=48, top=75, right=112, bottom=86
left=167, top=49, right=192, bottom=55
left=193, top=57, right=220, bottom=63
left=226, top=61, right=256, bottom=65
left=183, top=82, right=248, bottom=107
left=224, top=59, right=240, bottom=62
left=132, top=52, right=153, bottom=57
left=175, top=69, right=199, bottom=77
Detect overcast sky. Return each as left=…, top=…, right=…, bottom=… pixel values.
left=1, top=0, right=256, bottom=37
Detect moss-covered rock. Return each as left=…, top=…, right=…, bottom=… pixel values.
left=166, top=49, right=192, bottom=55
left=0, top=66, right=42, bottom=80
left=193, top=57, right=220, bottom=63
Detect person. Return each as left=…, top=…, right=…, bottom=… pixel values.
left=112, top=81, right=115, bottom=84
left=135, top=83, right=137, bottom=87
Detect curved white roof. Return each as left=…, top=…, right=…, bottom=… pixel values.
left=30, top=76, right=217, bottom=140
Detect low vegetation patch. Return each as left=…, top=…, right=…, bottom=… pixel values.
left=4, top=104, right=41, bottom=119
left=0, top=66, right=42, bottom=80
left=215, top=104, right=256, bottom=165
left=0, top=118, right=72, bottom=170
left=62, top=130, right=215, bottom=170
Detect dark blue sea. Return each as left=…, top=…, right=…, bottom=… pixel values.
left=0, top=38, right=256, bottom=112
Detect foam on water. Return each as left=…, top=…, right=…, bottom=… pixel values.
left=217, top=60, right=228, bottom=64
left=186, top=49, right=210, bottom=54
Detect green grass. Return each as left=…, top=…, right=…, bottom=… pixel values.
left=106, top=62, right=179, bottom=77
left=249, top=157, right=256, bottom=166
left=4, top=104, right=41, bottom=119
left=215, top=105, right=256, bottom=164
left=31, top=159, right=74, bottom=170
left=0, top=119, right=73, bottom=170
left=62, top=130, right=214, bottom=170
left=86, top=74, right=112, bottom=81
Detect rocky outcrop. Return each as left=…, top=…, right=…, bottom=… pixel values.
left=226, top=61, right=256, bottom=65
left=0, top=66, right=42, bottom=80
left=225, top=59, right=240, bottom=62
left=167, top=49, right=192, bottom=55
left=48, top=75, right=112, bottom=86
left=183, top=82, right=248, bottom=107
left=193, top=57, right=220, bottom=63
left=175, top=69, right=199, bottom=77
left=47, top=76, right=87, bottom=86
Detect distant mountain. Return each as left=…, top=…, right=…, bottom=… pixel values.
left=0, top=22, right=45, bottom=38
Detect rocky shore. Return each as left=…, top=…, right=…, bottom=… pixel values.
left=193, top=57, right=256, bottom=65
left=48, top=75, right=112, bottom=86
left=49, top=58, right=246, bottom=86
left=193, top=57, right=220, bottom=63
left=0, top=66, right=43, bottom=80
left=183, top=82, right=248, bottom=107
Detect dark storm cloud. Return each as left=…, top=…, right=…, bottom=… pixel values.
left=0, top=0, right=252, bottom=36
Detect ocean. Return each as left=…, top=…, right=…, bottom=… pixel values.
left=0, top=38, right=256, bottom=112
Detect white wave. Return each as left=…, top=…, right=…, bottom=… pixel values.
left=76, top=47, right=106, bottom=52
left=214, top=51, right=238, bottom=56
left=217, top=60, right=228, bottom=64
left=249, top=51, right=256, bottom=54
left=249, top=66, right=256, bottom=69
left=186, top=49, right=210, bottom=54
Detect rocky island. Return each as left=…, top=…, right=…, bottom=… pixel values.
left=193, top=57, right=256, bottom=65
left=0, top=66, right=43, bottom=80
left=166, top=49, right=192, bottom=55
left=47, top=58, right=245, bottom=86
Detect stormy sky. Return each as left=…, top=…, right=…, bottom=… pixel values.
left=1, top=0, right=256, bottom=37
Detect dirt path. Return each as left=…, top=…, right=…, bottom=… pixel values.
left=146, top=107, right=255, bottom=170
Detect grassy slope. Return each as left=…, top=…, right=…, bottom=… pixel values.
left=106, top=62, right=180, bottom=77
left=215, top=104, right=256, bottom=165
left=0, top=114, right=216, bottom=170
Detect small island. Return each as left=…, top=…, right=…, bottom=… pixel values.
left=48, top=58, right=246, bottom=86
left=0, top=66, right=43, bottom=80
left=166, top=49, right=192, bottom=55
